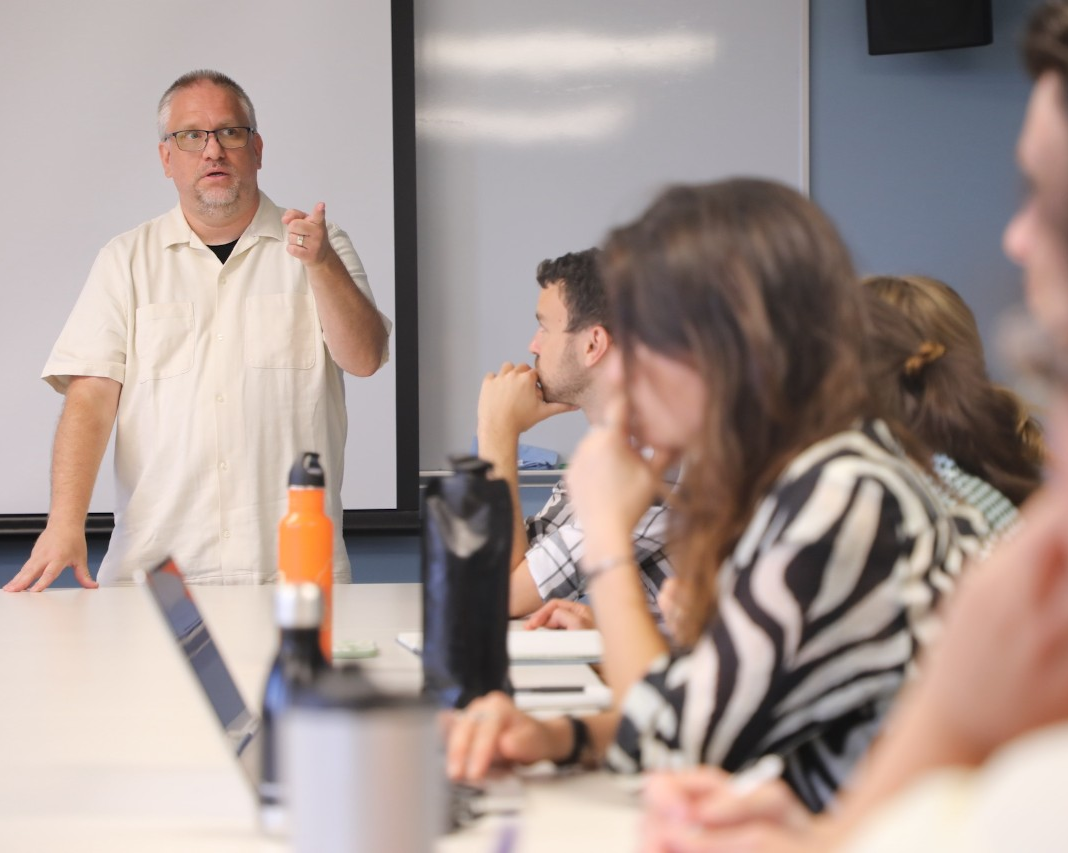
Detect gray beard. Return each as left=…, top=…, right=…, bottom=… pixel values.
left=194, top=182, right=242, bottom=218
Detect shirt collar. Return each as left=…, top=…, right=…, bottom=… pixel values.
left=159, top=191, right=284, bottom=250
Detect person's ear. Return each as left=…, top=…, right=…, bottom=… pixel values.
left=159, top=140, right=172, bottom=178
left=584, top=325, right=612, bottom=367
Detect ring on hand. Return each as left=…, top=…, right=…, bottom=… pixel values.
left=296, top=234, right=305, bottom=247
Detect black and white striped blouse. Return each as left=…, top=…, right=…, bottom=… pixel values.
left=608, top=421, right=972, bottom=811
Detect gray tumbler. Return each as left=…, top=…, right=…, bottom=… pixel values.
left=282, top=667, right=445, bottom=853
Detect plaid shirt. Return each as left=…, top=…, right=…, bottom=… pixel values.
left=524, top=478, right=673, bottom=616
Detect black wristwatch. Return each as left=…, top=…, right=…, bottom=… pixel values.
left=554, top=715, right=591, bottom=767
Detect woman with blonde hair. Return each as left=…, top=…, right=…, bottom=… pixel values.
left=446, top=179, right=971, bottom=811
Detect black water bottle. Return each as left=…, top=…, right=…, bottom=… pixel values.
left=421, top=454, right=513, bottom=708
left=260, top=582, right=329, bottom=833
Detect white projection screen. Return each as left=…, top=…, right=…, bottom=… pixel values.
left=0, top=0, right=418, bottom=533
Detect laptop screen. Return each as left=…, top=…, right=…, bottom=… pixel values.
left=138, top=558, right=263, bottom=788
left=138, top=557, right=506, bottom=832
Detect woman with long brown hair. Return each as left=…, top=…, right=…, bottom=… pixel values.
left=863, top=274, right=1043, bottom=538
left=446, top=179, right=970, bottom=811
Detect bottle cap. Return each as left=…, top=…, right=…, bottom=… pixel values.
left=289, top=452, right=326, bottom=488
left=275, top=583, right=323, bottom=629
left=447, top=454, right=492, bottom=477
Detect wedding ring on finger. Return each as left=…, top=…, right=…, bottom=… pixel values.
left=296, top=234, right=305, bottom=247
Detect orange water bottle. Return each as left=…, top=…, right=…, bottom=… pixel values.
left=279, top=452, right=334, bottom=661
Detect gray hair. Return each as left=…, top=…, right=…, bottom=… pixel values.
left=157, top=69, right=258, bottom=140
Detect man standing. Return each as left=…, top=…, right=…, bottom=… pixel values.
left=476, top=249, right=671, bottom=620
left=5, top=70, right=390, bottom=591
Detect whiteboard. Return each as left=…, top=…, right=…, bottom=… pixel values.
left=415, top=0, right=809, bottom=468
left=0, top=0, right=412, bottom=521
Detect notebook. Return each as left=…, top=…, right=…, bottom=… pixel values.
left=136, top=558, right=264, bottom=796
left=396, top=628, right=604, bottom=665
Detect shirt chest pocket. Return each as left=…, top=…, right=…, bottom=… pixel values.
left=134, top=302, right=194, bottom=382
left=244, top=292, right=318, bottom=369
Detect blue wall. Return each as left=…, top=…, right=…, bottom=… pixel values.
left=809, top=0, right=1034, bottom=378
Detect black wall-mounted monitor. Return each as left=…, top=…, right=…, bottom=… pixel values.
left=867, top=0, right=993, bottom=55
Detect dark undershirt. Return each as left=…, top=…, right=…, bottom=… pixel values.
left=207, top=239, right=239, bottom=264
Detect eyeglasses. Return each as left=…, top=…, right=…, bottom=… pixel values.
left=163, top=126, right=256, bottom=152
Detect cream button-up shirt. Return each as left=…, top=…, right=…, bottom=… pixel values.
left=43, top=192, right=390, bottom=585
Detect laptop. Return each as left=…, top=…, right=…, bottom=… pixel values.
left=135, top=558, right=264, bottom=798
left=136, top=557, right=514, bottom=832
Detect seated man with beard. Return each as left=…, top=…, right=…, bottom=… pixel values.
left=475, top=249, right=673, bottom=624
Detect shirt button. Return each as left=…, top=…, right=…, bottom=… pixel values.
left=219, top=461, right=229, bottom=471
left=215, top=394, right=225, bottom=403
left=222, top=530, right=231, bottom=540
left=217, top=333, right=224, bottom=342
left=219, top=276, right=227, bottom=285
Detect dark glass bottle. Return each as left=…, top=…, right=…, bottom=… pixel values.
left=259, top=582, right=329, bottom=833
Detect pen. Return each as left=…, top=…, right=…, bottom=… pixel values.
left=729, top=754, right=785, bottom=797
left=493, top=818, right=519, bottom=853
left=517, top=686, right=593, bottom=693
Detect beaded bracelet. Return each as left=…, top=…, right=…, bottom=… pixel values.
left=580, top=554, right=635, bottom=582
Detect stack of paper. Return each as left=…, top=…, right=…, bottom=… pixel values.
left=395, top=629, right=603, bottom=665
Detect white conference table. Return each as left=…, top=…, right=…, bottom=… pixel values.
left=0, top=584, right=641, bottom=852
